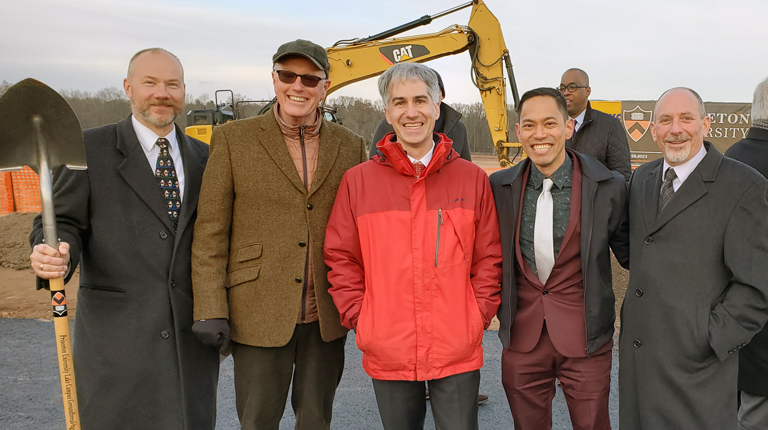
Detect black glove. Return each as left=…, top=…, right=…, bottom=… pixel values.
left=192, top=319, right=230, bottom=352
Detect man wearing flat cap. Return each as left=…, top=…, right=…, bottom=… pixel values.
left=191, top=39, right=367, bottom=429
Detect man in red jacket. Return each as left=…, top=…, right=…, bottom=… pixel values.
left=324, top=62, right=502, bottom=430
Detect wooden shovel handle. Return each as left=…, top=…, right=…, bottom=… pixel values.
left=49, top=276, right=81, bottom=430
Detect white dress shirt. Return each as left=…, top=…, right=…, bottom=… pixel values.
left=572, top=108, right=587, bottom=133
left=132, top=115, right=185, bottom=202
left=661, top=144, right=707, bottom=192
left=407, top=141, right=436, bottom=167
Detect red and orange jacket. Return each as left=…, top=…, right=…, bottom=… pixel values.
left=324, top=133, right=502, bottom=381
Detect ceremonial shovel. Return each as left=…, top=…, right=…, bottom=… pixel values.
left=0, top=78, right=86, bottom=430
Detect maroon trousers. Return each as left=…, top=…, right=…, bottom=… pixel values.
left=502, top=324, right=612, bottom=430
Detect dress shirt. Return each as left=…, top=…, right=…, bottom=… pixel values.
left=520, top=155, right=573, bottom=278
left=406, top=140, right=436, bottom=168
left=661, top=144, right=706, bottom=192
left=132, top=115, right=185, bottom=202
left=572, top=108, right=587, bottom=133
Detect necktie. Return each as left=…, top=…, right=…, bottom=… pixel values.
left=155, top=138, right=181, bottom=230
left=658, top=168, right=677, bottom=213
left=413, top=161, right=426, bottom=178
left=573, top=119, right=579, bottom=133
left=534, top=178, right=555, bottom=284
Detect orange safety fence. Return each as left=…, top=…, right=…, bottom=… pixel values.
left=0, top=167, right=41, bottom=215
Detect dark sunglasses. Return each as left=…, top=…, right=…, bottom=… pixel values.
left=558, top=84, right=588, bottom=93
left=274, top=70, right=325, bottom=88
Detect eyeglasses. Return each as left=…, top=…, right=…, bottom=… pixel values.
left=274, top=70, right=325, bottom=88
left=558, top=84, right=588, bottom=93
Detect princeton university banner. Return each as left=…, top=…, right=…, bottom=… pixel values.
left=590, top=101, right=752, bottom=166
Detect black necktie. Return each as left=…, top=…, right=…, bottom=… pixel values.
left=658, top=168, right=677, bottom=213
left=155, top=138, right=181, bottom=230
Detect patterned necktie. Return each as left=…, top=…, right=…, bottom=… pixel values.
left=413, top=161, right=426, bottom=178
left=155, top=138, right=181, bottom=230
left=534, top=178, right=555, bottom=284
left=658, top=168, right=677, bottom=213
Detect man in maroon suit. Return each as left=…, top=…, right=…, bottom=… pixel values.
left=489, top=87, right=629, bottom=430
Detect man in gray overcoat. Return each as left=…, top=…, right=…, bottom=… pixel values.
left=619, top=87, right=768, bottom=429
left=29, top=48, right=218, bottom=430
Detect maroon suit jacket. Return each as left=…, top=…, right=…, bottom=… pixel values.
left=508, top=155, right=610, bottom=358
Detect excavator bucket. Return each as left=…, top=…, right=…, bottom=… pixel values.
left=0, top=78, right=86, bottom=173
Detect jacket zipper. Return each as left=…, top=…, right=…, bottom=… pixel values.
left=435, top=209, right=443, bottom=267
left=300, top=125, right=309, bottom=323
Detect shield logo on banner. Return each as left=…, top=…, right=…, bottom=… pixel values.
left=623, top=105, right=652, bottom=142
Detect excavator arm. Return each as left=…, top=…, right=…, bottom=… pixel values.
left=326, top=0, right=520, bottom=166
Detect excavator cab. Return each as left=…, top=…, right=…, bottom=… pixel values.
left=185, top=90, right=235, bottom=144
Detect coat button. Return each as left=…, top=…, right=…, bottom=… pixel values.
left=633, top=339, right=642, bottom=348
left=635, top=289, right=644, bottom=297
left=160, top=231, right=168, bottom=239
left=307, top=203, right=313, bottom=210
left=295, top=277, right=302, bottom=283
left=299, top=241, right=307, bottom=247
left=542, top=290, right=549, bottom=296
left=644, top=236, right=653, bottom=245
left=171, top=281, right=177, bottom=288
left=161, top=330, right=170, bottom=339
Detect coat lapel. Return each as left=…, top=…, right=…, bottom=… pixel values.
left=500, top=160, right=528, bottom=271
left=649, top=144, right=721, bottom=233
left=115, top=116, right=176, bottom=234
left=259, top=108, right=307, bottom=194
left=309, top=122, right=341, bottom=197
left=642, top=161, right=663, bottom=233
left=176, top=127, right=206, bottom=237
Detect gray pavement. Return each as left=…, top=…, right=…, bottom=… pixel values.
left=0, top=318, right=619, bottom=429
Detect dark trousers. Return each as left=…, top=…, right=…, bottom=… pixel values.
left=502, top=325, right=612, bottom=430
left=372, top=370, right=480, bottom=430
left=231, top=322, right=346, bottom=430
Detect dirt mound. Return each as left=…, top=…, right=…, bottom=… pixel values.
left=0, top=212, right=36, bottom=270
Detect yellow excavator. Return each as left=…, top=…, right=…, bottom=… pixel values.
left=186, top=0, right=520, bottom=167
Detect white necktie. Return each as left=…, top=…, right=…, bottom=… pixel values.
left=534, top=178, right=555, bottom=284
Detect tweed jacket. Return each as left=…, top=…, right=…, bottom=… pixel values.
left=192, top=107, right=367, bottom=347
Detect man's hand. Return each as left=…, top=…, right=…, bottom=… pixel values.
left=30, top=242, right=70, bottom=280
left=192, top=319, right=230, bottom=352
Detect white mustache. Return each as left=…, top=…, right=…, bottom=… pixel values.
left=664, top=134, right=690, bottom=144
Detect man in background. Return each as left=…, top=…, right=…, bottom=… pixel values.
left=724, top=76, right=768, bottom=430
left=559, top=68, right=631, bottom=181
left=29, top=48, right=218, bottom=430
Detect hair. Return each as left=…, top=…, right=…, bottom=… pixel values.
left=516, top=87, right=569, bottom=122
left=562, top=68, right=589, bottom=86
left=378, top=63, right=440, bottom=107
left=654, top=87, right=707, bottom=121
left=751, top=77, right=768, bottom=121
left=127, top=48, right=183, bottom=79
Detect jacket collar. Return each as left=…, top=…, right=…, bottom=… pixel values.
left=747, top=126, right=768, bottom=142
left=374, top=132, right=457, bottom=177
left=642, top=141, right=722, bottom=233
left=115, top=115, right=206, bottom=236
left=497, top=149, right=612, bottom=186
left=440, top=103, right=462, bottom=136
left=257, top=105, right=341, bottom=197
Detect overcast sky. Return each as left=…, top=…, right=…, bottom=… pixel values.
left=4, top=0, right=767, bottom=105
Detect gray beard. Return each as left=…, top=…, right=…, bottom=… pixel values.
left=664, top=144, right=691, bottom=164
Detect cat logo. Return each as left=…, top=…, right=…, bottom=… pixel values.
left=379, top=44, right=431, bottom=65
left=623, top=105, right=653, bottom=142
